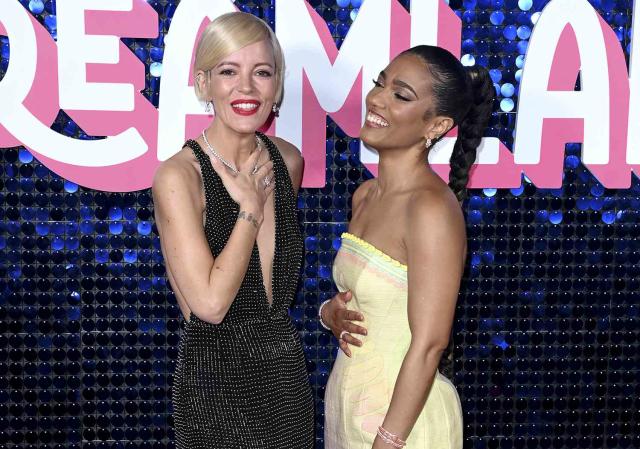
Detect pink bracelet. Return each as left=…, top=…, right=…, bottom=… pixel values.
left=377, top=426, right=406, bottom=448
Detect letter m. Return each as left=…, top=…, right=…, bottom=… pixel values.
left=276, top=0, right=402, bottom=187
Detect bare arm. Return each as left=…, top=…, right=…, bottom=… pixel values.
left=373, top=192, right=465, bottom=447
left=152, top=150, right=274, bottom=324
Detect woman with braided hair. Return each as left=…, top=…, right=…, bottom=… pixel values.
left=319, top=45, right=495, bottom=448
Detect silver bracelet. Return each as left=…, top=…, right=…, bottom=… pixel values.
left=318, top=299, right=332, bottom=331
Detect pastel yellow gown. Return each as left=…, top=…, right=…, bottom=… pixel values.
left=324, top=233, right=463, bottom=449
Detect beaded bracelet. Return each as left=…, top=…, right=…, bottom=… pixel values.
left=377, top=426, right=406, bottom=448
left=318, top=299, right=332, bottom=331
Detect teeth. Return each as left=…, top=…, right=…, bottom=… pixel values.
left=233, top=103, right=259, bottom=110
left=366, top=112, right=389, bottom=127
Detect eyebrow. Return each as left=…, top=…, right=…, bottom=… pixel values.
left=216, top=61, right=274, bottom=69
left=394, top=79, right=418, bottom=97
left=378, top=71, right=418, bottom=98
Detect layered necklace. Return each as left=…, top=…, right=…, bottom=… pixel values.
left=201, top=129, right=263, bottom=175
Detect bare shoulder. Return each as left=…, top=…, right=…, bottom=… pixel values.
left=152, top=146, right=201, bottom=200
left=407, top=186, right=465, bottom=239
left=267, top=135, right=303, bottom=168
left=351, top=178, right=376, bottom=208
left=267, top=135, right=303, bottom=190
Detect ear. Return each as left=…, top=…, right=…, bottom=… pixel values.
left=195, top=70, right=209, bottom=99
left=424, top=116, right=454, bottom=141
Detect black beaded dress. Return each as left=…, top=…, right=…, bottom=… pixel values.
left=171, top=134, right=314, bottom=449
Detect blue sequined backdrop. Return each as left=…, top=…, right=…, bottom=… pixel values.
left=1, top=0, right=639, bottom=448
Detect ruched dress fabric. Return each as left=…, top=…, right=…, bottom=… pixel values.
left=171, top=134, right=314, bottom=449
left=324, top=233, right=463, bottom=449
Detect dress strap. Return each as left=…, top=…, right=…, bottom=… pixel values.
left=254, top=132, right=300, bottom=311
left=255, top=132, right=294, bottom=196
left=184, top=138, right=214, bottom=185
left=183, top=139, right=223, bottom=238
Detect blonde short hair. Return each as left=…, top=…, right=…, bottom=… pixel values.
left=193, top=12, right=285, bottom=104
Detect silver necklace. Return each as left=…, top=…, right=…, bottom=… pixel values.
left=201, top=130, right=262, bottom=175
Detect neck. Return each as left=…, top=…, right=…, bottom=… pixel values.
left=203, top=120, right=259, bottom=168
left=374, top=144, right=436, bottom=195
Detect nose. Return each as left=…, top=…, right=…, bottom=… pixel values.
left=367, top=85, right=386, bottom=111
left=237, top=71, right=254, bottom=94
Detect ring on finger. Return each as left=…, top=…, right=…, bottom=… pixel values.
left=263, top=176, right=271, bottom=188
left=339, top=330, right=349, bottom=340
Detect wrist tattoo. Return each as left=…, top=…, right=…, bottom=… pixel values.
left=238, top=210, right=259, bottom=228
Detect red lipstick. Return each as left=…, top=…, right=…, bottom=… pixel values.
left=230, top=99, right=261, bottom=116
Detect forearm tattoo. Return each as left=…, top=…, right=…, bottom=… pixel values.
left=237, top=210, right=260, bottom=229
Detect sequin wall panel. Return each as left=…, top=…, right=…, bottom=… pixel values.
left=1, top=0, right=639, bottom=448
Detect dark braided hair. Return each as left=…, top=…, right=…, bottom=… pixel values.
left=402, top=46, right=496, bottom=201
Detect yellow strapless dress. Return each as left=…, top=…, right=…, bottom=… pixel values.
left=324, top=233, right=463, bottom=449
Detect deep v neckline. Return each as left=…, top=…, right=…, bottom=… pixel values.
left=255, top=133, right=279, bottom=309
left=190, top=135, right=280, bottom=311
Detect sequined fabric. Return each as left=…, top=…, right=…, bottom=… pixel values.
left=172, top=134, right=314, bottom=448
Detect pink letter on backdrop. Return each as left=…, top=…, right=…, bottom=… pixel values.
left=1, top=0, right=637, bottom=191
left=45, top=0, right=159, bottom=191
left=0, top=1, right=158, bottom=192
left=513, top=0, right=634, bottom=188
left=0, top=8, right=60, bottom=147
left=585, top=15, right=635, bottom=187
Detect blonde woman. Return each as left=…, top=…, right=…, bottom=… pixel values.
left=152, top=12, right=313, bottom=448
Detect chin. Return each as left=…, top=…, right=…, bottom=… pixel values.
left=235, top=123, right=264, bottom=134
left=359, top=127, right=387, bottom=151
left=225, top=115, right=270, bottom=134
left=359, top=126, right=373, bottom=144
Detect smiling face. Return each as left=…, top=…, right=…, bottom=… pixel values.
left=360, top=53, right=452, bottom=152
left=197, top=39, right=277, bottom=135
